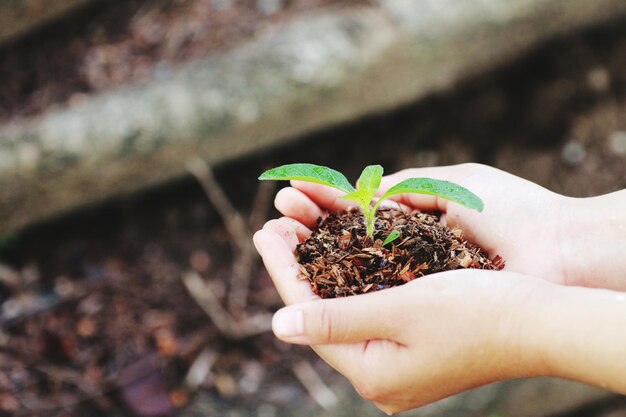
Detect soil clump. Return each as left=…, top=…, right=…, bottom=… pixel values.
left=297, top=207, right=504, bottom=298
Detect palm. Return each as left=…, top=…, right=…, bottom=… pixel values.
left=253, top=163, right=575, bottom=413
left=382, top=165, right=568, bottom=283
left=253, top=214, right=548, bottom=413
left=270, top=163, right=568, bottom=285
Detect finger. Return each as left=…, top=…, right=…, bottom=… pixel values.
left=253, top=230, right=367, bottom=376
left=262, top=219, right=299, bottom=250
left=291, top=181, right=353, bottom=211
left=262, top=218, right=312, bottom=248
left=290, top=179, right=414, bottom=217
left=373, top=402, right=391, bottom=415
left=379, top=165, right=473, bottom=190
left=277, top=217, right=312, bottom=241
left=375, top=198, right=413, bottom=213
left=373, top=401, right=404, bottom=416
left=377, top=164, right=484, bottom=212
left=275, top=187, right=324, bottom=228
left=253, top=229, right=318, bottom=304
left=271, top=290, right=406, bottom=345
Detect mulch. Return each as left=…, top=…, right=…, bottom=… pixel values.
left=297, top=208, right=504, bottom=299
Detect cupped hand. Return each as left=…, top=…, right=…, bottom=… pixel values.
left=253, top=224, right=551, bottom=413
left=253, top=163, right=626, bottom=412
left=272, top=163, right=579, bottom=286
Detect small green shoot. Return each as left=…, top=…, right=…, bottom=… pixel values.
left=382, top=230, right=401, bottom=246
left=259, top=163, right=483, bottom=239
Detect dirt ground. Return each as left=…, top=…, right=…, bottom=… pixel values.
left=1, top=8, right=626, bottom=417
left=0, top=0, right=358, bottom=123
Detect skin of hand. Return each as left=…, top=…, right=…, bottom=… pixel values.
left=268, top=162, right=626, bottom=291
left=254, top=221, right=548, bottom=413
left=254, top=164, right=626, bottom=413
left=254, top=222, right=626, bottom=413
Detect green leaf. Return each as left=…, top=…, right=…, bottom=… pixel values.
left=342, top=165, right=383, bottom=209
left=356, top=165, right=383, bottom=195
left=377, top=178, right=484, bottom=212
left=342, top=165, right=384, bottom=239
left=259, top=163, right=355, bottom=194
left=382, top=230, right=401, bottom=246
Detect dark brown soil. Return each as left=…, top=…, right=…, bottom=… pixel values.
left=297, top=208, right=504, bottom=299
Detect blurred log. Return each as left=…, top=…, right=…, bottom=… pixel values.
left=2, top=0, right=626, bottom=232
left=0, top=0, right=92, bottom=43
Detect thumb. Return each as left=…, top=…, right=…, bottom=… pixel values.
left=271, top=292, right=402, bottom=345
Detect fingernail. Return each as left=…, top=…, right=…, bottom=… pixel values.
left=272, top=309, right=304, bottom=338
left=252, top=232, right=264, bottom=256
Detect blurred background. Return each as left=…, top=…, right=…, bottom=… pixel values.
left=1, top=1, right=626, bottom=416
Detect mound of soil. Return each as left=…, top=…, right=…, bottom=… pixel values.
left=297, top=208, right=504, bottom=298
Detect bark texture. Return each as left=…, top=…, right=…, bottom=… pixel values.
left=2, top=0, right=626, bottom=232
left=0, top=0, right=91, bottom=43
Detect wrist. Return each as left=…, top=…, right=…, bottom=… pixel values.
left=494, top=278, right=557, bottom=380
left=512, top=280, right=566, bottom=379
left=523, top=284, right=626, bottom=391
left=557, top=191, right=626, bottom=290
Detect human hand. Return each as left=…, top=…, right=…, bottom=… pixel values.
left=253, top=224, right=550, bottom=413
left=253, top=163, right=626, bottom=412
left=254, top=220, right=626, bottom=412
left=271, top=163, right=626, bottom=290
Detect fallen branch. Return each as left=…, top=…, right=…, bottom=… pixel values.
left=249, top=179, right=276, bottom=232
left=292, top=360, right=339, bottom=411
left=184, top=348, right=218, bottom=390
left=181, top=270, right=272, bottom=339
left=186, top=157, right=259, bottom=313
left=187, top=157, right=252, bottom=244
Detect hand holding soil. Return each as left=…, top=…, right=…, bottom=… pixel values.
left=260, top=163, right=503, bottom=298
left=270, top=163, right=626, bottom=290
left=254, top=163, right=626, bottom=413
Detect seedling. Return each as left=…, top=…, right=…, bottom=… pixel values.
left=382, top=230, right=401, bottom=246
left=259, top=163, right=483, bottom=239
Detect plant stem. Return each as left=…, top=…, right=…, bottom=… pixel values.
left=364, top=207, right=376, bottom=239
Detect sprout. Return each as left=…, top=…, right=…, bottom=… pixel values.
left=259, top=163, right=483, bottom=239
left=382, top=230, right=402, bottom=246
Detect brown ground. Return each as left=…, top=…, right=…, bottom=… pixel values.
left=298, top=208, right=503, bottom=299
left=0, top=0, right=357, bottom=124
left=1, top=9, right=626, bottom=417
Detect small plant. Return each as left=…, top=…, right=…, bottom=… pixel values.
left=259, top=163, right=483, bottom=239
left=382, top=229, right=401, bottom=246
